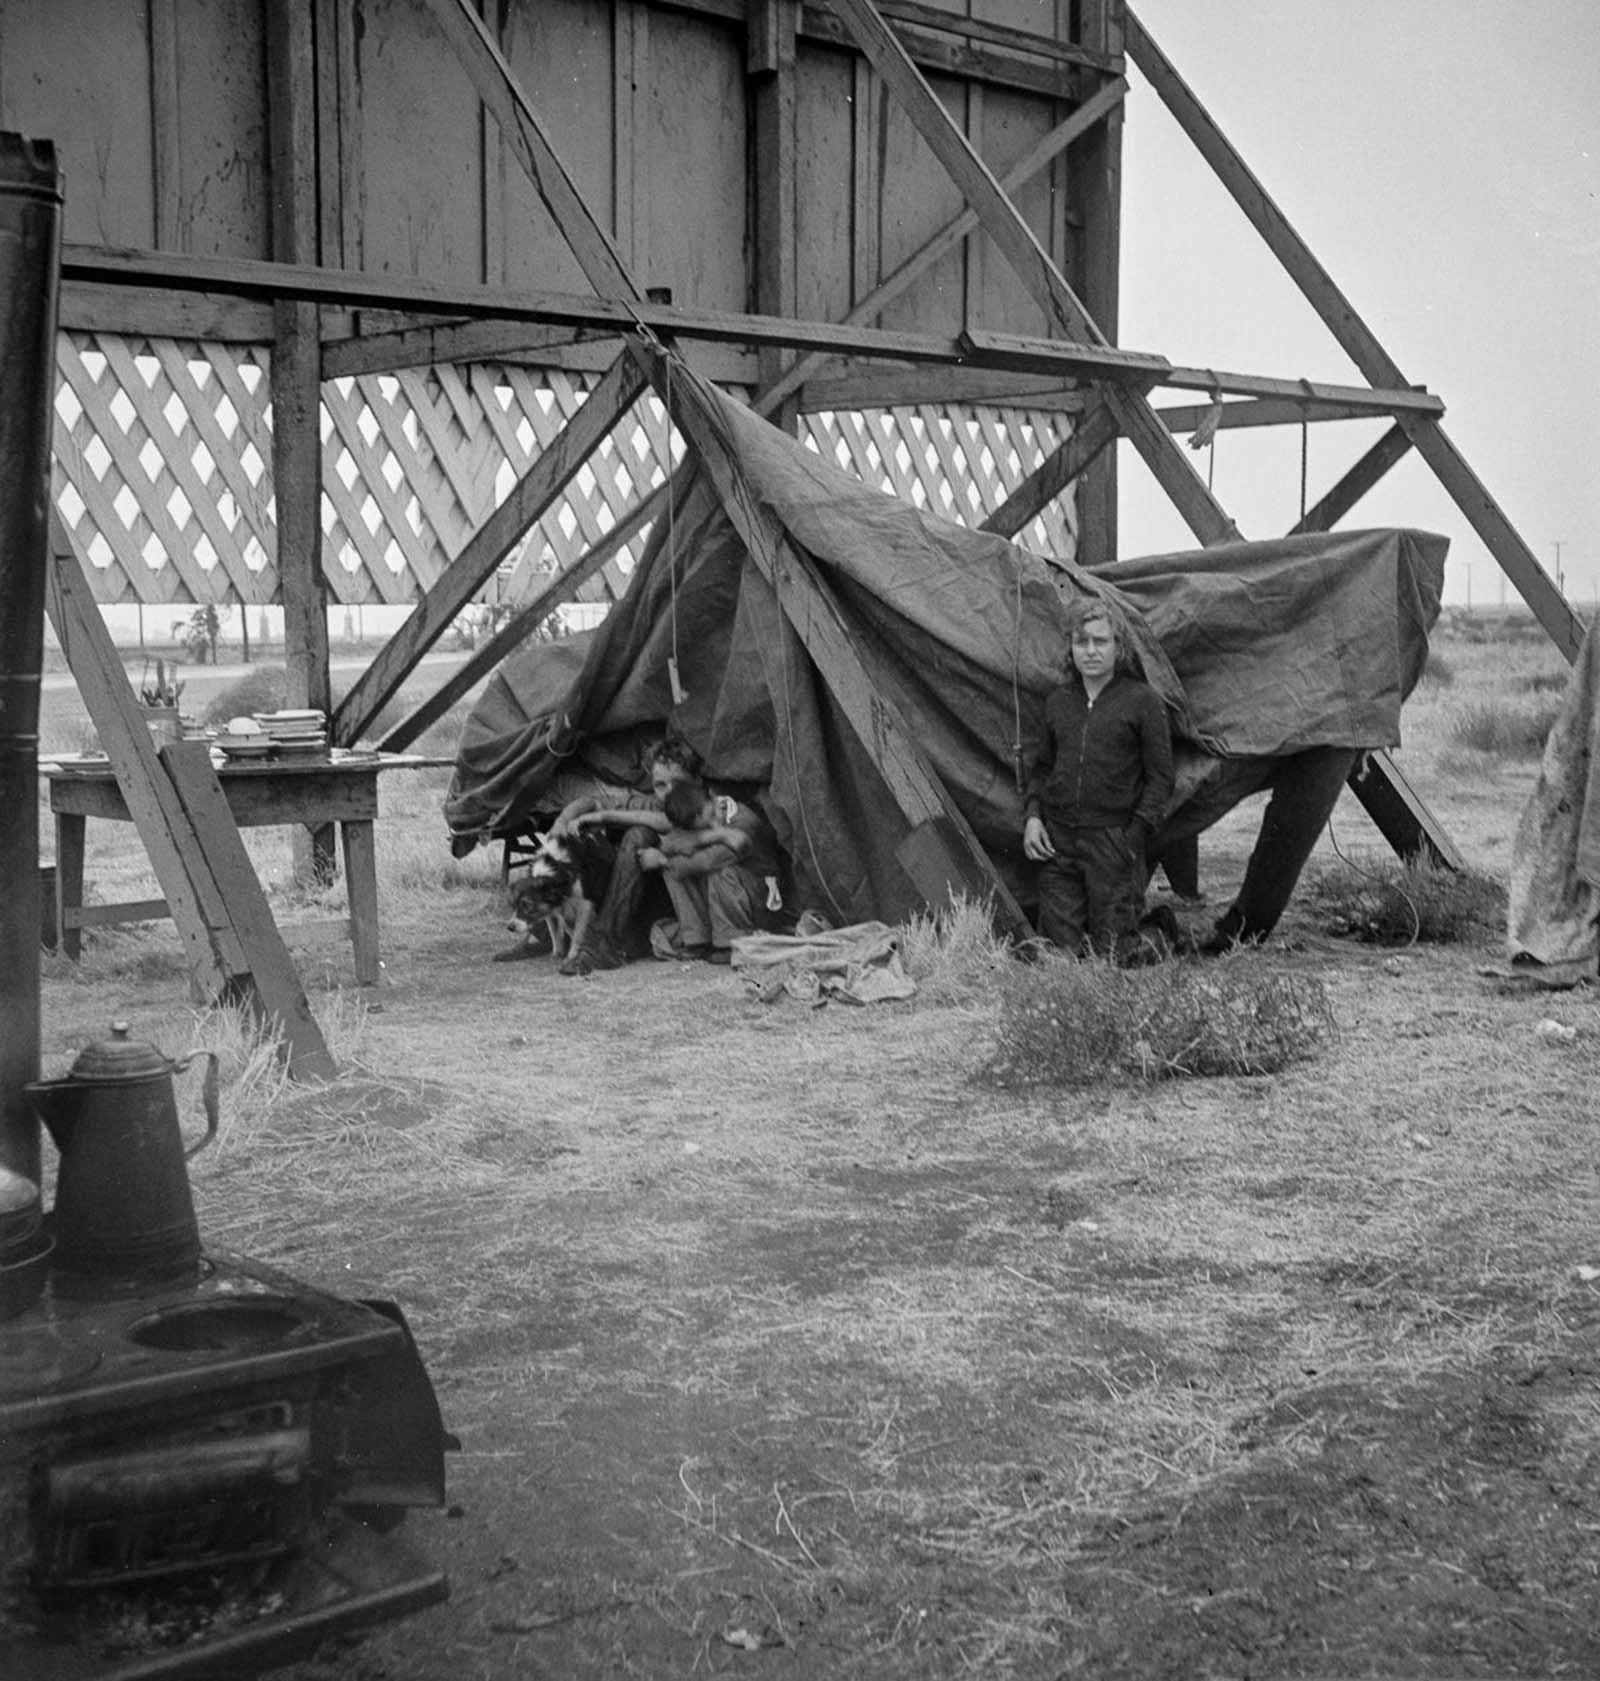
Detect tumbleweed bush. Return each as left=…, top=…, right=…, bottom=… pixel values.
left=980, top=954, right=1336, bottom=1087
left=1305, top=857, right=1505, bottom=946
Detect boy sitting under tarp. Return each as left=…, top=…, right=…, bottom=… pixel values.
left=642, top=778, right=788, bottom=964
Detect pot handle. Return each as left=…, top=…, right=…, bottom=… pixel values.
left=172, top=1051, right=220, bottom=1160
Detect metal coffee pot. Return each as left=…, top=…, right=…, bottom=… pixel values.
left=27, top=1021, right=219, bottom=1284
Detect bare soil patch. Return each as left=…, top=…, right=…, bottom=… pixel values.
left=30, top=623, right=1600, bottom=1677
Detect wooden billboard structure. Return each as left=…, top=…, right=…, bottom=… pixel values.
left=4, top=0, right=1581, bottom=1018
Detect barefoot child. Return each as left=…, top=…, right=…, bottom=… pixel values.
left=642, top=778, right=785, bottom=963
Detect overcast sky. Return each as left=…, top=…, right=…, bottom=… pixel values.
left=1115, top=0, right=1599, bottom=610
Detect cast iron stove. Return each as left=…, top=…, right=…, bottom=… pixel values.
left=0, top=1251, right=451, bottom=1679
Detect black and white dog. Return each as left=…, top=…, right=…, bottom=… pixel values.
left=505, top=830, right=612, bottom=961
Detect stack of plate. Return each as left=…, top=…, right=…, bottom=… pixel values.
left=217, top=716, right=274, bottom=760
left=259, top=709, right=329, bottom=758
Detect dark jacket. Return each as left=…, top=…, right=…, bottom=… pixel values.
left=1024, top=672, right=1174, bottom=842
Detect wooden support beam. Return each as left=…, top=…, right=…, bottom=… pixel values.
left=1156, top=396, right=1391, bottom=436
left=322, top=320, right=597, bottom=380
left=655, top=0, right=1121, bottom=88
left=814, top=0, right=1118, bottom=76
left=1071, top=0, right=1124, bottom=565
left=48, top=533, right=236, bottom=997
left=980, top=393, right=1120, bottom=539
left=797, top=1, right=1099, bottom=97
left=1123, top=5, right=1477, bottom=864
left=161, top=745, right=339, bottom=1080
left=825, top=0, right=1101, bottom=343
left=377, top=475, right=676, bottom=751
left=821, top=0, right=1240, bottom=547
left=47, top=530, right=337, bottom=1079
left=757, top=75, right=1128, bottom=417
left=421, top=0, right=643, bottom=303
left=1102, top=382, right=1237, bottom=545
left=1290, top=424, right=1413, bottom=536
left=632, top=341, right=1033, bottom=939
left=1403, top=424, right=1584, bottom=663
left=1348, top=749, right=1465, bottom=873
left=62, top=244, right=1177, bottom=384
left=749, top=0, right=800, bottom=430
left=1124, top=6, right=1584, bottom=663
left=268, top=0, right=333, bottom=879
left=963, top=331, right=1441, bottom=416
left=60, top=280, right=274, bottom=342
left=796, top=366, right=1087, bottom=412
left=1161, top=365, right=1441, bottom=415
left=333, top=351, right=648, bottom=745
left=270, top=306, right=328, bottom=723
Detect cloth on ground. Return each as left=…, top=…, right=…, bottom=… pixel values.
left=731, top=921, right=917, bottom=1004
left=1506, top=617, right=1600, bottom=978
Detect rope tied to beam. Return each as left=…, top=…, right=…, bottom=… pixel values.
left=1189, top=373, right=1225, bottom=492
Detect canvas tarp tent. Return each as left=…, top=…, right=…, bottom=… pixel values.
left=446, top=368, right=1446, bottom=929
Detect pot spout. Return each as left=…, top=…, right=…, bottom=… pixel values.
left=23, top=1078, right=72, bottom=1154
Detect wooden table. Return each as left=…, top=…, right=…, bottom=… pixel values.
left=46, top=752, right=434, bottom=984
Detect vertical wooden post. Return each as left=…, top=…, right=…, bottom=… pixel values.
left=749, top=1, right=800, bottom=435
left=1072, top=0, right=1123, bottom=566
left=268, top=0, right=334, bottom=879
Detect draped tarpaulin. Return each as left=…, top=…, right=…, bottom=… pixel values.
left=445, top=370, right=1446, bottom=926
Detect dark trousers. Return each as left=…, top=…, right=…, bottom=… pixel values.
left=1149, top=747, right=1358, bottom=945
left=590, top=824, right=667, bottom=956
left=1035, top=822, right=1145, bottom=955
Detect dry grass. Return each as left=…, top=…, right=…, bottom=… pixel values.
left=29, top=619, right=1600, bottom=1679
left=1447, top=695, right=1563, bottom=756
left=896, top=895, right=1015, bottom=1000
left=980, top=951, right=1335, bottom=1086
left=1303, top=855, right=1507, bottom=944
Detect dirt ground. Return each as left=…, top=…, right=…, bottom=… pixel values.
left=29, top=622, right=1600, bottom=1679
left=247, top=896, right=1600, bottom=1681
left=221, top=916, right=1600, bottom=1677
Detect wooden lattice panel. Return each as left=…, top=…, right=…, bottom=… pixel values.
left=802, top=405, right=1078, bottom=562
left=52, top=334, right=677, bottom=611
left=53, top=335, right=277, bottom=608
left=51, top=333, right=1075, bottom=616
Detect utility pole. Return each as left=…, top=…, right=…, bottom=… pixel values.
left=1553, top=540, right=1566, bottom=597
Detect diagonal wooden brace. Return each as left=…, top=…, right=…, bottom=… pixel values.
left=629, top=341, right=1033, bottom=939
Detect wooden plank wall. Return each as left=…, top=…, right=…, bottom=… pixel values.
left=10, top=0, right=1107, bottom=586
left=1, top=0, right=1097, bottom=355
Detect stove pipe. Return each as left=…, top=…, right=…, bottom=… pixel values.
left=0, top=134, right=62, bottom=1189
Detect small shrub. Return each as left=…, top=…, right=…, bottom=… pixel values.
left=1447, top=698, right=1560, bottom=757
left=980, top=955, right=1335, bottom=1087
left=201, top=665, right=289, bottom=728
left=1306, top=858, right=1504, bottom=945
left=1520, top=670, right=1568, bottom=696
left=898, top=896, right=1012, bottom=1000
left=1420, top=649, right=1455, bottom=687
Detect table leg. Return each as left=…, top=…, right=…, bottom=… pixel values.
left=55, top=811, right=86, bottom=962
left=341, top=820, right=381, bottom=985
